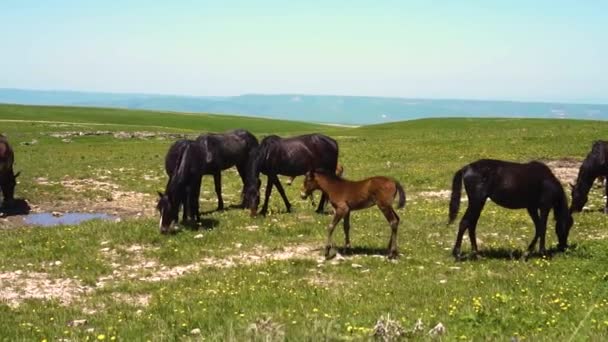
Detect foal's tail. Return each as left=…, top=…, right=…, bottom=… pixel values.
left=448, top=167, right=465, bottom=224
left=395, top=181, right=406, bottom=209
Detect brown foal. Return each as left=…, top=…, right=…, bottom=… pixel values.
left=301, top=170, right=406, bottom=259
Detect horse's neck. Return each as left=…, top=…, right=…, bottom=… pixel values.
left=315, top=174, right=342, bottom=192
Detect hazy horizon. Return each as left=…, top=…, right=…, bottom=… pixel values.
left=2, top=1, right=607, bottom=104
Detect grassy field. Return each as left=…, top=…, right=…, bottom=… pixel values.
left=1, top=104, right=608, bottom=341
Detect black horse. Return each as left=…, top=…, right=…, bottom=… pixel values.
left=449, top=159, right=573, bottom=259
left=157, top=129, right=258, bottom=232
left=243, top=133, right=339, bottom=216
left=570, top=140, right=608, bottom=213
left=157, top=139, right=200, bottom=232
left=0, top=135, right=20, bottom=207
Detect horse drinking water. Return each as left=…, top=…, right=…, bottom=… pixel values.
left=570, top=140, right=608, bottom=213
left=449, top=159, right=573, bottom=259
left=300, top=170, right=406, bottom=259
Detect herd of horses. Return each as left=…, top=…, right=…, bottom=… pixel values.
left=1, top=132, right=607, bottom=260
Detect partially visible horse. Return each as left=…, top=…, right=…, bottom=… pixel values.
left=243, top=134, right=339, bottom=216
left=157, top=129, right=258, bottom=232
left=301, top=170, right=406, bottom=259
left=286, top=163, right=344, bottom=185
left=570, top=140, right=608, bottom=213
left=0, top=135, right=19, bottom=207
left=449, top=159, right=573, bottom=259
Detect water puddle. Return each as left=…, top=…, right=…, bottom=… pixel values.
left=24, top=212, right=118, bottom=227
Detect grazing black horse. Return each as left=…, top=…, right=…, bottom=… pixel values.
left=157, top=139, right=200, bottom=232
left=243, top=134, right=339, bottom=216
left=449, top=159, right=573, bottom=259
left=570, top=140, right=608, bottom=213
left=157, top=129, right=258, bottom=232
left=0, top=135, right=19, bottom=207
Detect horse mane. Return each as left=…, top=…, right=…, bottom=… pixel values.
left=167, top=142, right=192, bottom=198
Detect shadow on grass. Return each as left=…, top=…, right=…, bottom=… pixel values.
left=0, top=198, right=31, bottom=217
left=337, top=246, right=388, bottom=258
left=456, top=244, right=576, bottom=262
left=179, top=217, right=219, bottom=231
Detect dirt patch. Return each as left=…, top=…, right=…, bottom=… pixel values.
left=112, top=293, right=151, bottom=307
left=417, top=190, right=452, bottom=199
left=97, top=243, right=319, bottom=285
left=46, top=131, right=196, bottom=140
left=543, top=159, right=581, bottom=185
left=35, top=177, right=156, bottom=218
left=0, top=271, right=92, bottom=308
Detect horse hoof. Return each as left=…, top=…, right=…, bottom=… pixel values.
left=388, top=252, right=399, bottom=260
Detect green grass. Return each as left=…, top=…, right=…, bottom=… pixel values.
left=1, top=104, right=608, bottom=341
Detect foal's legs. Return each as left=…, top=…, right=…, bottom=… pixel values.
left=380, top=206, right=400, bottom=259
left=325, top=206, right=347, bottom=258
left=452, top=198, right=486, bottom=259
left=315, top=193, right=328, bottom=214
left=343, top=211, right=351, bottom=249
left=270, top=175, right=292, bottom=213
left=213, top=172, right=224, bottom=211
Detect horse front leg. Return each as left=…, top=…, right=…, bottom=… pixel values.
left=526, top=207, right=542, bottom=255
left=213, top=172, right=224, bottom=211
left=537, top=208, right=550, bottom=256
left=270, top=175, right=291, bottom=213
left=453, top=199, right=484, bottom=260
left=315, top=192, right=328, bottom=214
left=325, top=207, right=346, bottom=259
left=259, top=175, right=274, bottom=216
left=235, top=163, right=247, bottom=208
left=190, top=176, right=202, bottom=222
left=604, top=178, right=608, bottom=214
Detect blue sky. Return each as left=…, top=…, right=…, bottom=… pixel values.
left=1, top=0, right=606, bottom=102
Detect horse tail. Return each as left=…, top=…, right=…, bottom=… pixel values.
left=449, top=166, right=465, bottom=224
left=394, top=181, right=406, bottom=209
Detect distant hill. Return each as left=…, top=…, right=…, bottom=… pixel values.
left=1, top=88, right=607, bottom=125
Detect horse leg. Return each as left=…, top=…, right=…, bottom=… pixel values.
left=213, top=172, right=224, bottom=211
left=259, top=176, right=274, bottom=216
left=315, top=193, right=328, bottom=214
left=235, top=163, right=247, bottom=208
left=526, top=207, right=542, bottom=254
left=343, top=211, right=351, bottom=250
left=604, top=179, right=608, bottom=214
left=325, top=207, right=346, bottom=259
left=538, top=207, right=550, bottom=256
left=380, top=206, right=400, bottom=259
left=452, top=199, right=485, bottom=259
left=190, top=176, right=202, bottom=222
left=270, top=175, right=292, bottom=212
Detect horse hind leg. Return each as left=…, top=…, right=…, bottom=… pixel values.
left=380, top=205, right=400, bottom=259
